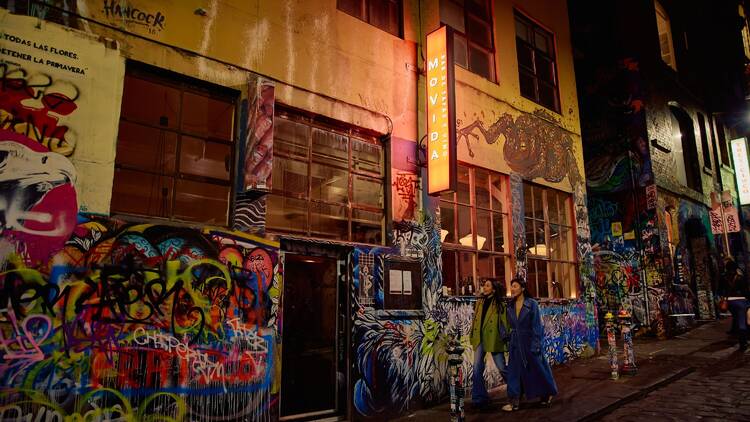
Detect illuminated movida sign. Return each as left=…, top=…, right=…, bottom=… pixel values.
left=731, top=137, right=750, bottom=205
left=426, top=26, right=457, bottom=195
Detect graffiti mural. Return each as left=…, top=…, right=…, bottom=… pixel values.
left=242, top=78, right=274, bottom=192
left=457, top=110, right=581, bottom=188
left=0, top=214, right=282, bottom=421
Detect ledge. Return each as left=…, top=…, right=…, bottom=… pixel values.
left=651, top=138, right=671, bottom=153
left=703, top=166, right=713, bottom=176
left=374, top=309, right=426, bottom=320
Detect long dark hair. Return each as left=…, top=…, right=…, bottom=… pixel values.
left=480, top=277, right=506, bottom=303
left=511, top=276, right=532, bottom=299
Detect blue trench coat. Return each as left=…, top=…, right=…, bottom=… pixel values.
left=506, top=297, right=558, bottom=400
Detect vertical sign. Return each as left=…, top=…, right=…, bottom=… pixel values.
left=731, top=137, right=750, bottom=205
left=426, top=26, right=457, bottom=195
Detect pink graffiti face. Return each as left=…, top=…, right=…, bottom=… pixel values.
left=244, top=248, right=273, bottom=288
left=0, top=130, right=77, bottom=264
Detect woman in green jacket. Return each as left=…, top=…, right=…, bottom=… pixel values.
left=469, top=278, right=510, bottom=408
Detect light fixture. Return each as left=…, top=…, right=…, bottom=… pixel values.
left=530, top=244, right=547, bottom=255
left=440, top=229, right=449, bottom=242
left=476, top=235, right=486, bottom=250
left=459, top=234, right=473, bottom=247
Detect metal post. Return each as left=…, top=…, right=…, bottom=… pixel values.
left=605, top=311, right=619, bottom=380
left=619, top=309, right=638, bottom=375
left=447, top=328, right=465, bottom=422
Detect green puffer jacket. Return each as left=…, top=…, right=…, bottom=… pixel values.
left=470, top=295, right=510, bottom=353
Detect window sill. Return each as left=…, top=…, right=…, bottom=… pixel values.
left=721, top=164, right=735, bottom=174
left=537, top=297, right=581, bottom=306
left=375, top=309, right=425, bottom=319
left=442, top=295, right=479, bottom=302
left=703, top=166, right=713, bottom=176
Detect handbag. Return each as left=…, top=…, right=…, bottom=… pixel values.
left=718, top=298, right=729, bottom=313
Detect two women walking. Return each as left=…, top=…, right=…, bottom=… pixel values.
left=469, top=277, right=558, bottom=411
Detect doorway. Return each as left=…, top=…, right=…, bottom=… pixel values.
left=280, top=253, right=347, bottom=420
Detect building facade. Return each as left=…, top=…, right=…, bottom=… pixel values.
left=0, top=1, right=597, bottom=420
left=570, top=0, right=750, bottom=337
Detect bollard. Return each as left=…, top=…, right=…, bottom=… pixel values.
left=447, top=329, right=465, bottom=422
left=619, top=309, right=637, bottom=375
left=605, top=311, right=619, bottom=380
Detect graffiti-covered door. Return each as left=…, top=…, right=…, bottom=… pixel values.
left=280, top=253, right=348, bottom=420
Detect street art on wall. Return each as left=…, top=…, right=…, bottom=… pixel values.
left=243, top=78, right=274, bottom=192
left=0, top=214, right=282, bottom=421
left=456, top=110, right=582, bottom=188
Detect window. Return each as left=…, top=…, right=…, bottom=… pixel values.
left=716, top=116, right=730, bottom=166
left=112, top=66, right=236, bottom=224
left=697, top=113, right=711, bottom=169
left=440, top=165, right=510, bottom=296
left=669, top=105, right=702, bottom=192
left=655, top=1, right=677, bottom=70
left=523, top=183, right=578, bottom=299
left=338, top=0, right=401, bottom=37
left=441, top=0, right=496, bottom=82
left=266, top=109, right=385, bottom=244
left=515, top=12, right=560, bottom=112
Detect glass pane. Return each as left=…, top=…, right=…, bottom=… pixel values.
left=550, top=262, right=563, bottom=299
left=312, top=128, right=348, bottom=168
left=440, top=203, right=456, bottom=243
left=494, top=256, right=507, bottom=287
left=525, top=218, right=535, bottom=251
left=111, top=169, right=172, bottom=218
left=352, top=209, right=383, bottom=244
left=467, top=16, right=492, bottom=49
left=353, top=175, right=384, bottom=208
left=352, top=138, right=383, bottom=175
left=310, top=202, right=348, bottom=239
left=173, top=179, right=229, bottom=224
left=549, top=224, right=561, bottom=260
left=179, top=136, right=231, bottom=181
left=442, top=0, right=466, bottom=33
left=475, top=169, right=490, bottom=208
left=338, top=0, right=363, bottom=18
left=476, top=209, right=491, bottom=251
left=116, top=121, right=177, bottom=174
left=311, top=163, right=349, bottom=203
left=520, top=71, right=537, bottom=100
left=548, top=190, right=559, bottom=224
left=515, top=18, right=529, bottom=41
left=560, top=226, right=571, bottom=261
left=477, top=253, right=492, bottom=280
left=523, top=183, right=534, bottom=219
left=517, top=41, right=534, bottom=70
left=469, top=46, right=493, bottom=80
left=537, top=260, right=549, bottom=298
left=457, top=165, right=471, bottom=204
left=533, top=186, right=544, bottom=219
left=560, top=194, right=571, bottom=225
left=534, top=30, right=550, bottom=53
left=492, top=212, right=505, bottom=252
left=121, top=75, right=180, bottom=129
left=526, top=260, right=538, bottom=298
left=491, top=174, right=504, bottom=211
left=266, top=194, right=307, bottom=234
left=272, top=158, right=308, bottom=196
left=442, top=250, right=458, bottom=295
left=368, top=0, right=400, bottom=36
left=275, top=117, right=309, bottom=158
left=454, top=34, right=469, bottom=68
left=457, top=205, right=473, bottom=247
left=181, top=92, right=234, bottom=140
left=458, top=252, right=474, bottom=291
left=535, top=54, right=555, bottom=84
left=533, top=220, right=547, bottom=256
left=539, top=82, right=558, bottom=111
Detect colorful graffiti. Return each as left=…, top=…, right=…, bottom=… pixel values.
left=0, top=214, right=281, bottom=421
left=457, top=110, right=581, bottom=188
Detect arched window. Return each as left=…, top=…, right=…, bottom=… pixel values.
left=669, top=105, right=702, bottom=192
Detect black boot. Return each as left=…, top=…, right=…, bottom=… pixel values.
left=739, top=329, right=748, bottom=352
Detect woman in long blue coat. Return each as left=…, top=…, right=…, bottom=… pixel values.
left=502, top=277, right=558, bottom=411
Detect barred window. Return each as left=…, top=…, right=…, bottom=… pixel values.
left=515, top=11, right=560, bottom=112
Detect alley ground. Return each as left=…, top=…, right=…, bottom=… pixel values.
left=397, top=318, right=750, bottom=421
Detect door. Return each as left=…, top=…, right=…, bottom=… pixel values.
left=280, top=254, right=347, bottom=420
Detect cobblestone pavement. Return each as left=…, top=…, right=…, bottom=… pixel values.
left=601, top=349, right=750, bottom=422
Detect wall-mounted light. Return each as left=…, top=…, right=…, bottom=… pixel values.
left=440, top=229, right=449, bottom=242
left=458, top=234, right=473, bottom=247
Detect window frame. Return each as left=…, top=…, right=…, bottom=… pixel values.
left=266, top=107, right=387, bottom=245
left=440, top=164, right=511, bottom=296
left=337, top=0, right=403, bottom=38
left=445, top=0, right=497, bottom=82
left=522, top=182, right=579, bottom=300
left=111, top=63, right=238, bottom=226
left=655, top=0, right=677, bottom=71
left=514, top=11, right=561, bottom=113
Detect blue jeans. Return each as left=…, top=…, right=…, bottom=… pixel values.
left=728, top=298, right=749, bottom=331
left=471, top=342, right=507, bottom=404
